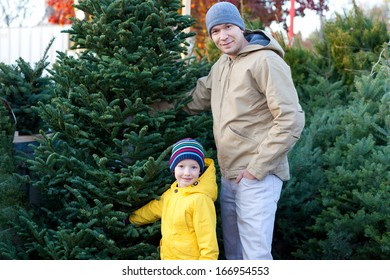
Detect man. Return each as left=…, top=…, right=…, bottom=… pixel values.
left=185, top=2, right=305, bottom=260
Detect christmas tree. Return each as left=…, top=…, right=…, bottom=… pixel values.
left=0, top=41, right=54, bottom=259
left=273, top=3, right=389, bottom=259
left=295, top=43, right=389, bottom=259
left=0, top=39, right=54, bottom=136
left=4, top=0, right=213, bottom=259
left=313, top=1, right=388, bottom=87
left=0, top=98, right=27, bottom=259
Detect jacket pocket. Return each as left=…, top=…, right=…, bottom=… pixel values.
left=227, top=126, right=263, bottom=154
left=219, top=126, right=260, bottom=169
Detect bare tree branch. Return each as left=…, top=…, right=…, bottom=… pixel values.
left=0, top=0, right=47, bottom=28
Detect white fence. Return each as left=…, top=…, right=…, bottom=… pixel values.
left=0, top=25, right=71, bottom=67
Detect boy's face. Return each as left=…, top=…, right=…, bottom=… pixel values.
left=210, top=23, right=247, bottom=59
left=174, top=159, right=201, bottom=188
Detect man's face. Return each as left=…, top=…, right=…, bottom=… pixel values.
left=210, top=23, right=247, bottom=59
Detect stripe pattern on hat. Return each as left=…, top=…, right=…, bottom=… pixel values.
left=169, top=138, right=205, bottom=173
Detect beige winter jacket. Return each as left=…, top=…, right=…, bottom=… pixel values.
left=186, top=30, right=305, bottom=181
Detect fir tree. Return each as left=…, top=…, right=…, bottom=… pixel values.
left=273, top=4, right=389, bottom=259
left=300, top=44, right=389, bottom=258
left=5, top=0, right=213, bottom=260
left=0, top=41, right=53, bottom=259
left=0, top=98, right=21, bottom=254
left=0, top=98, right=16, bottom=170
left=275, top=42, right=390, bottom=260
left=0, top=39, right=54, bottom=135
left=314, top=1, right=389, bottom=87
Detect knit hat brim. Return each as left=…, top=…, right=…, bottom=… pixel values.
left=169, top=138, right=205, bottom=173
left=206, top=2, right=245, bottom=34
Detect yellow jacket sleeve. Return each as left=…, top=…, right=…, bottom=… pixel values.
left=129, top=191, right=168, bottom=225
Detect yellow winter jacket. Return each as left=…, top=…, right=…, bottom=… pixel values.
left=129, top=158, right=219, bottom=260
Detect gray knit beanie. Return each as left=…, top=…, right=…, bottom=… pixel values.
left=206, top=2, right=245, bottom=34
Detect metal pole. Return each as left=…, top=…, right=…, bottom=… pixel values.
left=288, top=0, right=295, bottom=46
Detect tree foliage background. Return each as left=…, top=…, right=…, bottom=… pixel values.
left=0, top=0, right=389, bottom=260
left=273, top=3, right=389, bottom=259
left=1, top=0, right=213, bottom=260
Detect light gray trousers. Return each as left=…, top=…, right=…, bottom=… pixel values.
left=220, top=174, right=283, bottom=260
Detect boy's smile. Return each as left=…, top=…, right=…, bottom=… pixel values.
left=174, top=159, right=201, bottom=188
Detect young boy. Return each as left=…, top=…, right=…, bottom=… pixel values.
left=124, top=138, right=219, bottom=260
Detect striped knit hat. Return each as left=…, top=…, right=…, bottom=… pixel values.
left=169, top=138, right=205, bottom=173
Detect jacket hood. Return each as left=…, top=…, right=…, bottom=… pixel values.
left=170, top=158, right=218, bottom=202
left=242, top=29, right=285, bottom=58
